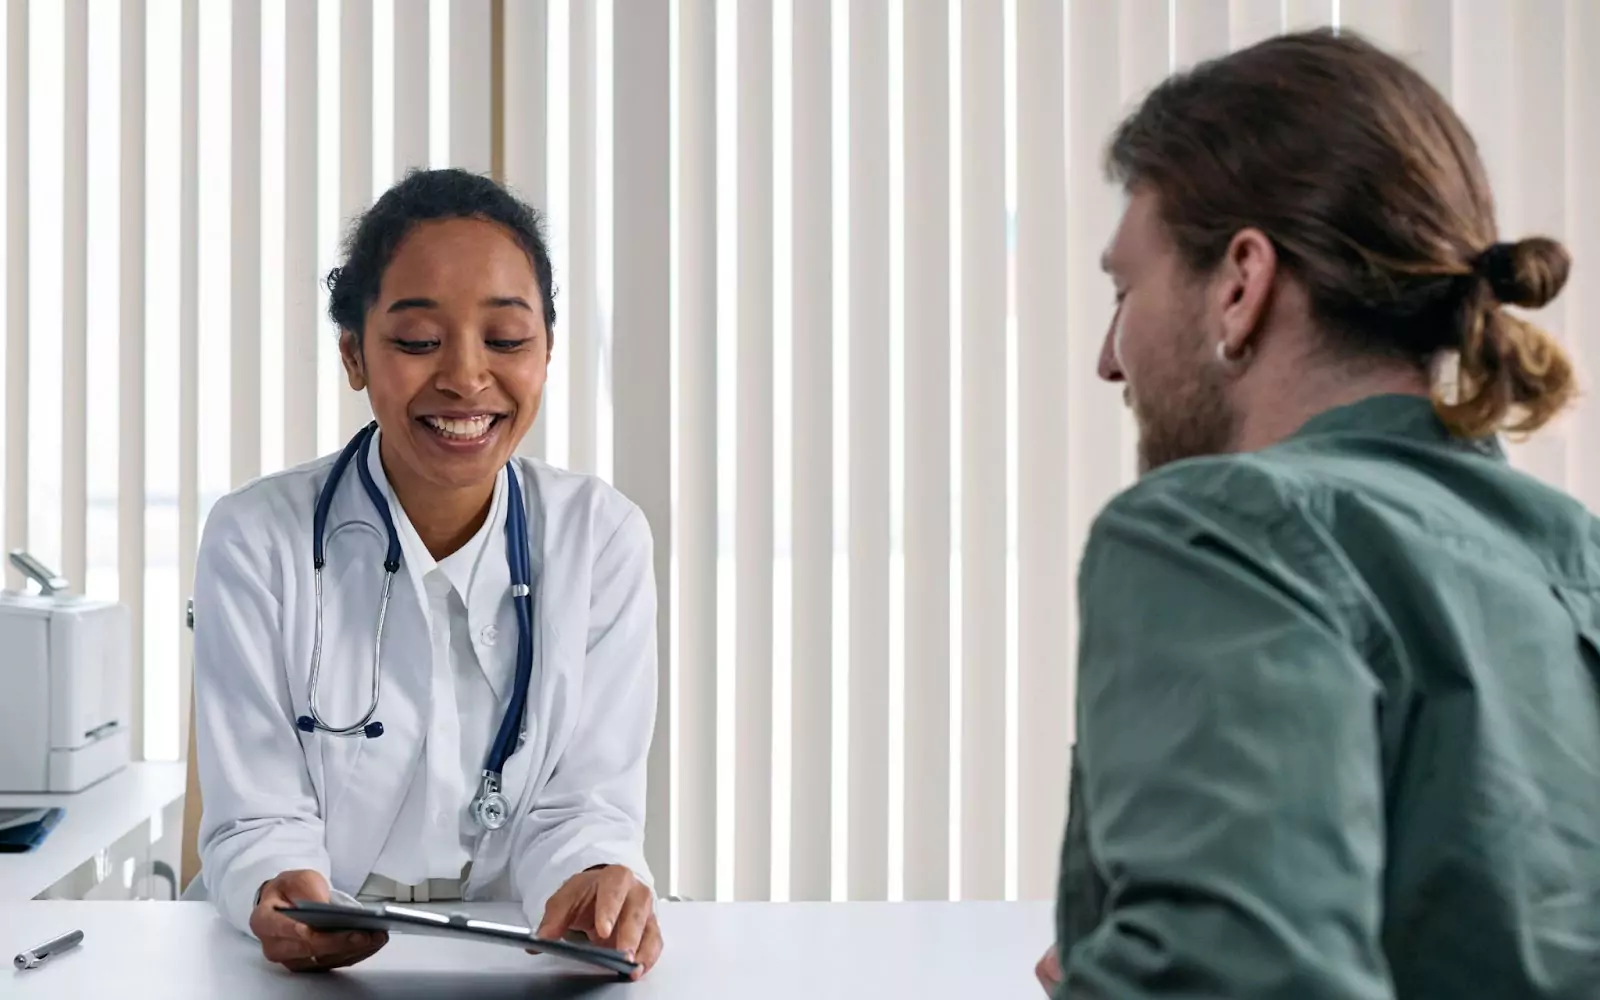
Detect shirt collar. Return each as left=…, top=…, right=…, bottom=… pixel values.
left=1286, top=393, right=1505, bottom=460
left=364, top=426, right=509, bottom=599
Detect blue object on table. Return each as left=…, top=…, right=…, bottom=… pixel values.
left=0, top=807, right=64, bottom=853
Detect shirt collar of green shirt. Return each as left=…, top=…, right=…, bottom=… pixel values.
left=1289, top=392, right=1506, bottom=460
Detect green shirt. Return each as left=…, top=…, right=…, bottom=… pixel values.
left=1057, top=394, right=1600, bottom=999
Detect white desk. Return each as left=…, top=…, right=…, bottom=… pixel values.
left=0, top=900, right=1053, bottom=998
left=0, top=763, right=186, bottom=900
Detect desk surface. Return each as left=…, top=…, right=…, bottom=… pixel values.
left=1, top=900, right=1052, bottom=998
left=0, top=762, right=186, bottom=900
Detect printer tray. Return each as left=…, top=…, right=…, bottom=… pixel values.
left=0, top=807, right=64, bottom=853
left=278, top=900, right=642, bottom=978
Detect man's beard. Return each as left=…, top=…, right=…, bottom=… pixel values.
left=1131, top=342, right=1237, bottom=475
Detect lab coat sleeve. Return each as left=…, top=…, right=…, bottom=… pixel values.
left=193, top=492, right=331, bottom=935
left=1059, top=478, right=1394, bottom=1000
left=513, top=503, right=657, bottom=921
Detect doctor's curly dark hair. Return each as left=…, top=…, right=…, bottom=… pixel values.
left=325, top=167, right=558, bottom=348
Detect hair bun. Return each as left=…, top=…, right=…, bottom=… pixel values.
left=1474, top=237, right=1571, bottom=309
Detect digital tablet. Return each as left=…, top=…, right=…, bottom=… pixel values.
left=276, top=900, right=642, bottom=978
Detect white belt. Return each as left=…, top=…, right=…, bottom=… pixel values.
left=359, top=869, right=469, bottom=904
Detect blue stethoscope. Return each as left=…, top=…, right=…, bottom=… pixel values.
left=295, top=422, right=536, bottom=831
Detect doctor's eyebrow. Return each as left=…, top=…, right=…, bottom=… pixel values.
left=387, top=297, right=439, bottom=313
left=483, top=296, right=534, bottom=311
left=385, top=296, right=534, bottom=313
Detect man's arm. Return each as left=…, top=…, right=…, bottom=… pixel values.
left=1061, top=484, right=1394, bottom=999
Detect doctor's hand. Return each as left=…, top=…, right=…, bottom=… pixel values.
left=251, top=869, right=388, bottom=973
left=535, top=865, right=662, bottom=979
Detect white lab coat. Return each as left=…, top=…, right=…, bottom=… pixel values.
left=190, top=449, right=658, bottom=936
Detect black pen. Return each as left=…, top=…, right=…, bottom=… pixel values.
left=13, top=929, right=84, bottom=970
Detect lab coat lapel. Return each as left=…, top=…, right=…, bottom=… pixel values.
left=492, top=462, right=562, bottom=824
left=468, top=471, right=517, bottom=703
left=318, top=446, right=433, bottom=892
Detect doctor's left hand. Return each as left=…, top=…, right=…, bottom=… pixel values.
left=535, top=865, right=662, bottom=979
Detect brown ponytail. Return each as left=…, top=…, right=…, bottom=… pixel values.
left=1436, top=238, right=1577, bottom=438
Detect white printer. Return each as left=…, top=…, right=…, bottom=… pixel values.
left=0, top=551, right=131, bottom=792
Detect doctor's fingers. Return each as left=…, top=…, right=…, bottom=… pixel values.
left=607, top=885, right=655, bottom=958
left=590, top=869, right=640, bottom=939
left=280, top=937, right=388, bottom=973
left=259, top=927, right=384, bottom=964
left=631, top=916, right=663, bottom=979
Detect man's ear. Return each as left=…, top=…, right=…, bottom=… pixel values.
left=1215, top=227, right=1278, bottom=357
left=339, top=331, right=367, bottom=392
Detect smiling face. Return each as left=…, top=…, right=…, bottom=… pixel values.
left=1099, top=187, right=1237, bottom=474
left=340, top=217, right=549, bottom=502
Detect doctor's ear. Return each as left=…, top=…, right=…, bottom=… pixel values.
left=339, top=331, right=368, bottom=392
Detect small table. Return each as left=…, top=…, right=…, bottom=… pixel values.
left=1, top=899, right=1053, bottom=998
left=0, top=762, right=186, bottom=901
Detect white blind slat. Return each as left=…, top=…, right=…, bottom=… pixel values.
left=1174, top=0, right=1229, bottom=67
left=1406, top=0, right=1453, bottom=100
left=675, top=0, right=719, bottom=904
left=284, top=0, right=318, bottom=467
left=847, top=0, right=891, bottom=903
left=1015, top=0, right=1071, bottom=901
left=232, top=0, right=261, bottom=487
left=1571, top=0, right=1600, bottom=511
left=177, top=0, right=201, bottom=763
left=1451, top=2, right=1521, bottom=479
left=3, top=0, right=26, bottom=592
left=1117, top=2, right=1167, bottom=487
left=734, top=0, right=775, bottom=903
left=63, top=0, right=88, bottom=590
left=1338, top=0, right=1406, bottom=49
left=449, top=0, right=491, bottom=177
left=612, top=0, right=674, bottom=887
left=392, top=0, right=429, bottom=177
left=120, top=0, right=147, bottom=759
left=1344, top=1, right=1454, bottom=99
left=788, top=0, right=833, bottom=903
left=1508, top=3, right=1570, bottom=490
left=566, top=0, right=597, bottom=475
left=1229, top=0, right=1281, bottom=48
left=1064, top=0, right=1120, bottom=714
left=1284, top=0, right=1334, bottom=32
left=957, top=0, right=1005, bottom=904
left=501, top=0, right=547, bottom=460
left=339, top=0, right=373, bottom=439
left=1121, top=0, right=1169, bottom=98
left=902, top=0, right=952, bottom=903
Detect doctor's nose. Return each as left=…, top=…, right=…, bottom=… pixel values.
left=434, top=339, right=494, bottom=397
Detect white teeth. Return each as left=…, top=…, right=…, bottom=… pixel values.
left=422, top=415, right=496, bottom=439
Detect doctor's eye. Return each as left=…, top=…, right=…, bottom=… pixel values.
left=391, top=337, right=440, bottom=354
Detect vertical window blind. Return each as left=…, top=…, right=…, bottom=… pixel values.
left=1, top=0, right=1596, bottom=905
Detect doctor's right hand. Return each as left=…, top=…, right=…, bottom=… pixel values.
left=250, top=869, right=388, bottom=973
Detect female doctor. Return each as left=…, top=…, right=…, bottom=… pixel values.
left=191, top=168, right=662, bottom=976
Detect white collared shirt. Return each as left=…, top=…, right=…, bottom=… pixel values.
left=366, top=438, right=515, bottom=883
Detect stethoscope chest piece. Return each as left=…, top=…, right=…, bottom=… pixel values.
left=472, top=772, right=511, bottom=831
